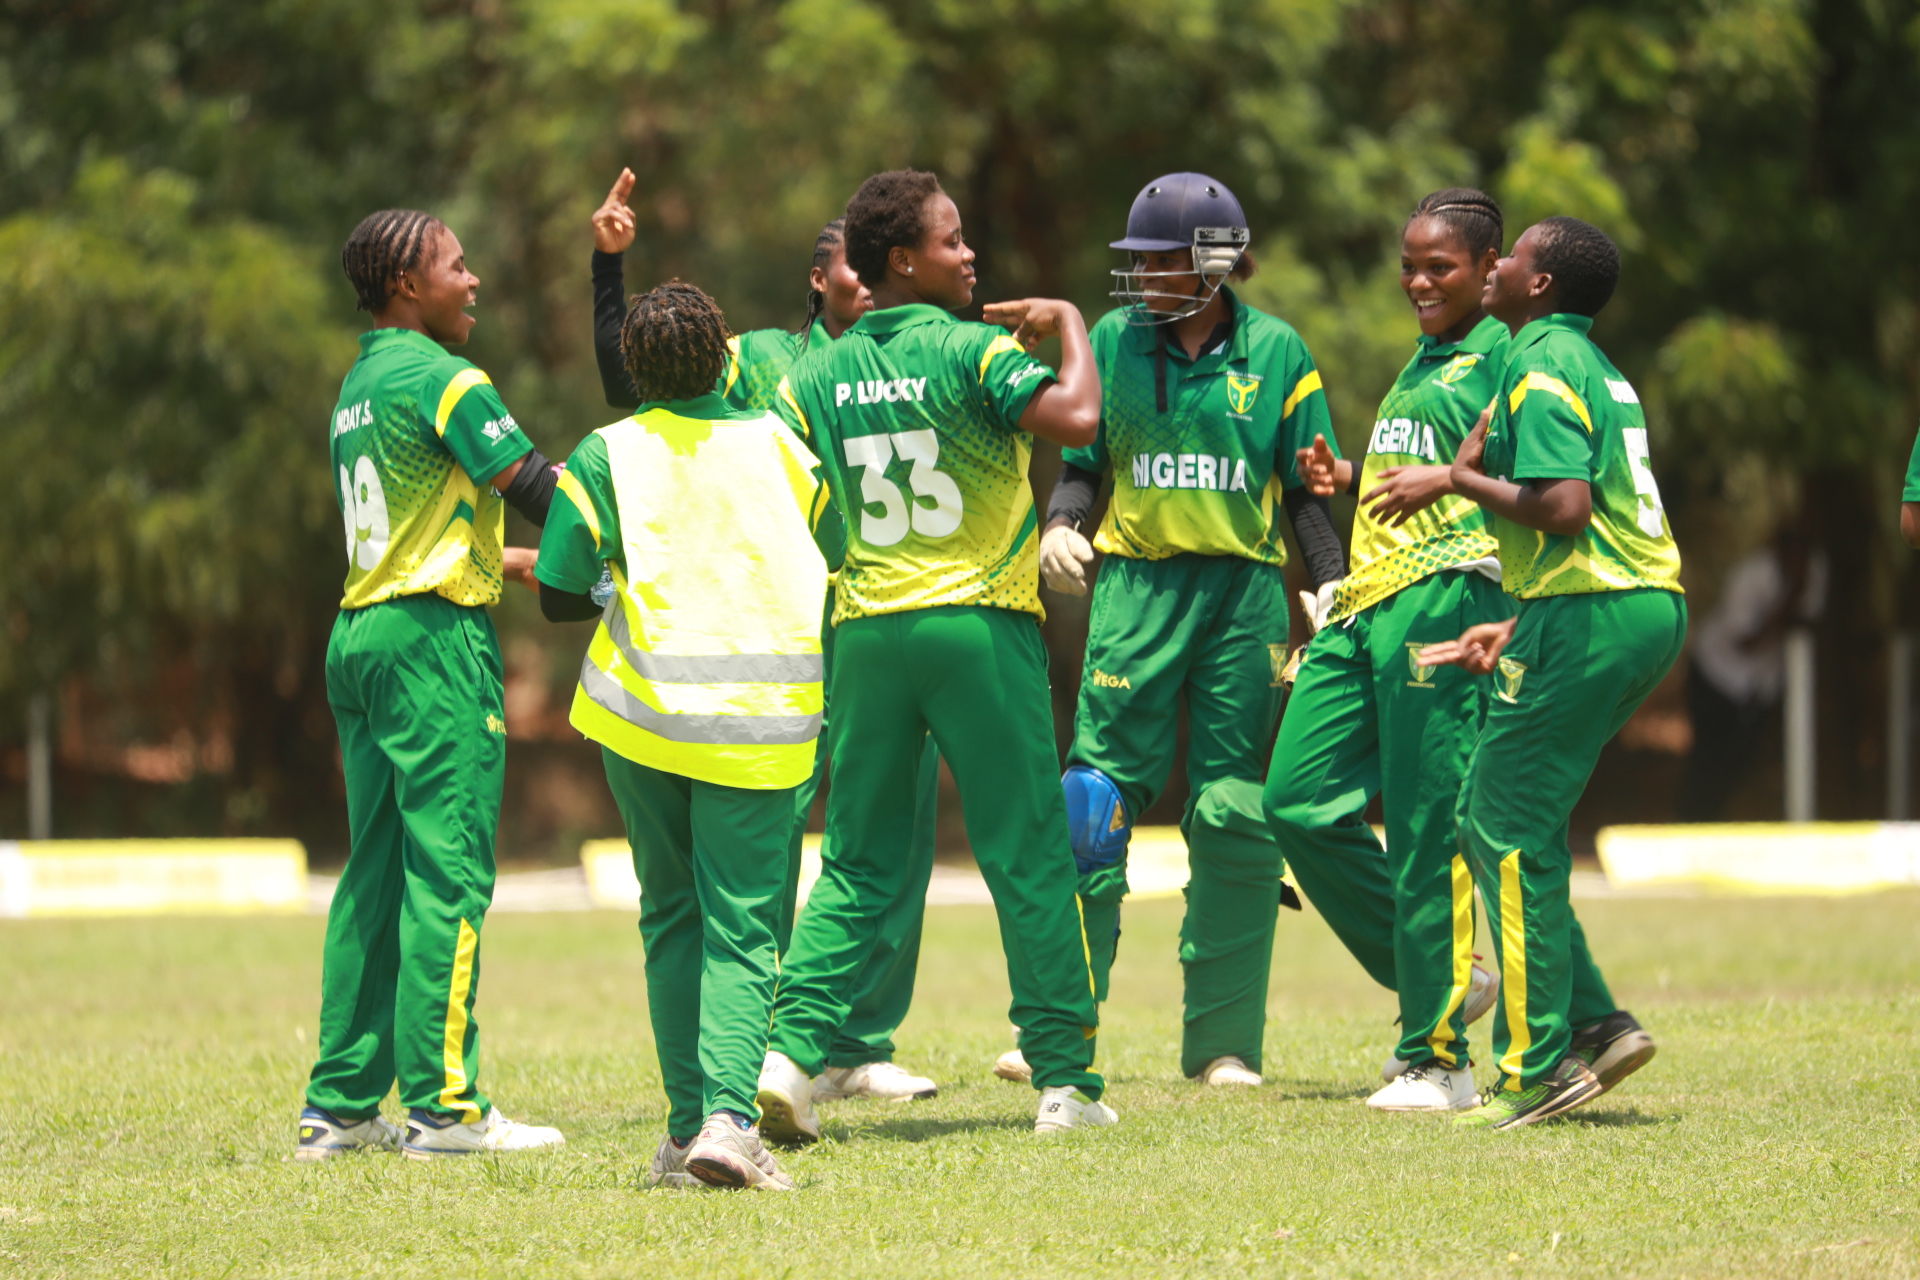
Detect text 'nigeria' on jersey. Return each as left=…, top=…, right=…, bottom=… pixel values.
left=1366, top=417, right=1444, bottom=463
left=1130, top=451, right=1253, bottom=493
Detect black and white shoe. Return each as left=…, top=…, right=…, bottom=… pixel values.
left=1570, top=1010, right=1657, bottom=1094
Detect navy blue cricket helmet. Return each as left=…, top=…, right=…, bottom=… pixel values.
left=1110, top=172, right=1250, bottom=323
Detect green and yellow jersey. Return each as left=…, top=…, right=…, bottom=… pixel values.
left=1902, top=426, right=1920, bottom=501
left=1062, top=287, right=1334, bottom=564
left=719, top=321, right=829, bottom=414
left=1329, top=315, right=1508, bottom=622
left=1481, top=314, right=1683, bottom=599
left=328, top=328, right=531, bottom=609
left=776, top=304, right=1056, bottom=623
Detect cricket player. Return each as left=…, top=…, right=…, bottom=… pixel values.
left=1424, top=216, right=1678, bottom=1130
left=755, top=168, right=1114, bottom=1138
left=588, top=170, right=941, bottom=1103
left=537, top=279, right=833, bottom=1191
left=1024, top=172, right=1342, bottom=1087
left=1265, top=189, right=1519, bottom=1112
left=297, top=210, right=566, bottom=1161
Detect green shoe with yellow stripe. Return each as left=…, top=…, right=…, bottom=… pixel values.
left=1453, top=1055, right=1603, bottom=1130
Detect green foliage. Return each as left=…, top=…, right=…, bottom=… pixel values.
left=7, top=0, right=1920, bottom=828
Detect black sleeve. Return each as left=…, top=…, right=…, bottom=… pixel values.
left=499, top=447, right=558, bottom=528
left=539, top=580, right=601, bottom=623
left=1045, top=462, right=1104, bottom=529
left=1282, top=487, right=1346, bottom=588
left=593, top=250, right=640, bottom=410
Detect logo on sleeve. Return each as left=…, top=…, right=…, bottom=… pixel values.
left=481, top=414, right=520, bottom=442
left=1227, top=374, right=1262, bottom=415
left=1006, top=365, right=1048, bottom=389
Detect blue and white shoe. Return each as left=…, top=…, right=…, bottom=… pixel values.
left=402, top=1107, right=565, bottom=1160
left=293, top=1106, right=401, bottom=1161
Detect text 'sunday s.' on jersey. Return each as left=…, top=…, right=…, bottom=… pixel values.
left=1481, top=314, right=1683, bottom=599
left=1063, top=287, right=1334, bottom=565
left=329, top=328, right=531, bottom=609
left=1330, top=314, right=1508, bottom=623
left=776, top=303, right=1056, bottom=624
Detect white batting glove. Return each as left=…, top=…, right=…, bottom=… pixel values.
left=1298, top=578, right=1343, bottom=635
left=1040, top=524, right=1096, bottom=596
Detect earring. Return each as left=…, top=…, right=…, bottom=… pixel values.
left=906, top=266, right=914, bottom=275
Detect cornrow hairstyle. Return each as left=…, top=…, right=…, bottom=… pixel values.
left=621, top=279, right=733, bottom=404
left=842, top=170, right=945, bottom=287
left=1530, top=216, right=1620, bottom=317
left=1408, top=188, right=1504, bottom=262
left=341, top=209, right=444, bottom=313
left=797, top=217, right=846, bottom=350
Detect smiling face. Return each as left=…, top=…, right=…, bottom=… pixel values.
left=398, top=225, right=480, bottom=345
left=811, top=241, right=873, bottom=330
left=1482, top=223, right=1551, bottom=330
left=1401, top=214, right=1496, bottom=342
left=892, top=193, right=976, bottom=309
left=1134, top=249, right=1217, bottom=316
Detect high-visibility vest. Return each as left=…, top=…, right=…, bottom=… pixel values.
left=568, top=405, right=830, bottom=789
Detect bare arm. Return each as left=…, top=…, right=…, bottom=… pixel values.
left=1449, top=414, right=1591, bottom=536
left=981, top=299, right=1100, bottom=448
left=1903, top=502, right=1920, bottom=549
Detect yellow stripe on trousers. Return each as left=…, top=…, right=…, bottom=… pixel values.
left=1426, top=854, right=1477, bottom=1068
left=1497, top=851, right=1531, bottom=1090
left=1074, top=895, right=1098, bottom=1038
left=439, top=918, right=482, bottom=1122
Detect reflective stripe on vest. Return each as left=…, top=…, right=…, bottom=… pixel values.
left=567, top=405, right=829, bottom=790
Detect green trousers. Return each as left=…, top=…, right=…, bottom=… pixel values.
left=603, top=748, right=794, bottom=1141
left=771, top=605, right=1103, bottom=1097
left=1265, top=570, right=1527, bottom=1069
left=1461, top=588, right=1687, bottom=1089
left=309, top=595, right=503, bottom=1122
left=776, top=595, right=938, bottom=1069
left=1177, top=778, right=1291, bottom=1076
left=1068, top=553, right=1289, bottom=1071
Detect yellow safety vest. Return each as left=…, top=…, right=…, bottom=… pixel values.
left=568, top=405, right=830, bottom=789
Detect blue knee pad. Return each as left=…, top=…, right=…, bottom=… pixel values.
left=1063, top=765, right=1132, bottom=875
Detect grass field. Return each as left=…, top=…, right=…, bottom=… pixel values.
left=2, top=890, right=1917, bottom=1278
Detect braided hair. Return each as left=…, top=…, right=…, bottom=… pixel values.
left=797, top=217, right=845, bottom=351
left=1530, top=216, right=1620, bottom=317
left=842, top=170, right=944, bottom=287
left=341, top=209, right=444, bottom=313
left=1408, top=188, right=1504, bottom=262
left=621, top=279, right=732, bottom=404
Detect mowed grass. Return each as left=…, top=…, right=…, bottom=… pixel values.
left=2, top=890, right=1917, bottom=1279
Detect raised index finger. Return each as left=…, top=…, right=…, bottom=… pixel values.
left=607, top=168, right=635, bottom=206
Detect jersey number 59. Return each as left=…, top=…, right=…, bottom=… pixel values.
left=339, top=456, right=391, bottom=571
left=843, top=430, right=964, bottom=547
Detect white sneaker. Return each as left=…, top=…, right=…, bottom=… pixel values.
left=1383, top=962, right=1501, bottom=1082
left=646, top=1135, right=695, bottom=1189
left=1033, top=1085, right=1118, bottom=1134
left=754, top=1051, right=821, bottom=1145
left=402, top=1107, right=565, bottom=1159
left=814, top=1061, right=938, bottom=1101
left=293, top=1106, right=401, bottom=1161
left=685, top=1113, right=793, bottom=1191
left=993, top=1048, right=1032, bottom=1083
left=1198, top=1055, right=1264, bottom=1087
left=1366, top=1060, right=1478, bottom=1111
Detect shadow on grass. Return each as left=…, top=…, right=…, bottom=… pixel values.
left=823, top=1114, right=1032, bottom=1144
left=1269, top=1080, right=1374, bottom=1102
left=1559, top=1107, right=1679, bottom=1128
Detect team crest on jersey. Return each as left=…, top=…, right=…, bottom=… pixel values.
left=1437, top=354, right=1482, bottom=386
left=1269, top=643, right=1289, bottom=688
left=1495, top=657, right=1527, bottom=704
left=1227, top=374, right=1262, bottom=415
left=1406, top=643, right=1438, bottom=688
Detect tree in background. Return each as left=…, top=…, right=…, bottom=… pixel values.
left=4, top=0, right=1915, bottom=848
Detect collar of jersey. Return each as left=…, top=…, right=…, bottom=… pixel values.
left=851, top=303, right=955, bottom=336
left=633, top=392, right=763, bottom=422
left=1512, top=312, right=1595, bottom=351
left=1123, top=285, right=1249, bottom=364
left=360, top=327, right=449, bottom=357
left=1414, top=312, right=1507, bottom=363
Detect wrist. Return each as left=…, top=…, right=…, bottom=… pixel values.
left=1044, top=516, right=1078, bottom=534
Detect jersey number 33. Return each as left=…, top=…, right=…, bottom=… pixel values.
left=844, top=430, right=963, bottom=547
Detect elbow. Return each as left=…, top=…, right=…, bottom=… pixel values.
left=1057, top=400, right=1101, bottom=448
